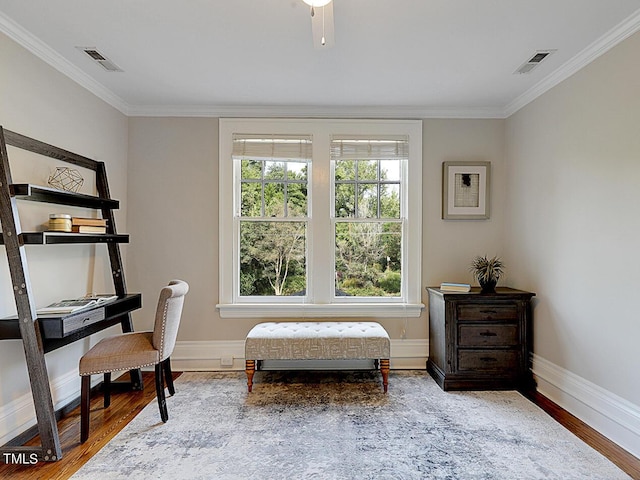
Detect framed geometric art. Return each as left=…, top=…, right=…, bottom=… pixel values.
left=442, top=161, right=491, bottom=219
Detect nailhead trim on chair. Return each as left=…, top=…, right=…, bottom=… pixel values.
left=80, top=360, right=160, bottom=376
left=158, top=301, right=169, bottom=360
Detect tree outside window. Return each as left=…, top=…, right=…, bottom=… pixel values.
left=236, top=140, right=309, bottom=297
left=333, top=152, right=403, bottom=297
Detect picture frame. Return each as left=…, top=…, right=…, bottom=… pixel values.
left=442, top=161, right=491, bottom=219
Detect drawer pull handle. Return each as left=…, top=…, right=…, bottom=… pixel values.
left=479, top=331, right=497, bottom=337
left=480, top=310, right=498, bottom=314
left=480, top=357, right=497, bottom=362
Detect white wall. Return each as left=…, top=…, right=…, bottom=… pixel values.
left=505, top=31, right=640, bottom=456
left=422, top=119, right=506, bottom=286
left=0, top=33, right=128, bottom=443
left=126, top=117, right=220, bottom=338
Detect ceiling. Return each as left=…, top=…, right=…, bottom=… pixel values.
left=1, top=0, right=640, bottom=118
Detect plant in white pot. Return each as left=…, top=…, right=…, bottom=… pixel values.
left=470, top=255, right=504, bottom=293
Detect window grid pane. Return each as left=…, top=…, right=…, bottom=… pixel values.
left=334, top=159, right=401, bottom=219
left=240, top=159, right=308, bottom=219
left=240, top=220, right=307, bottom=297
left=334, top=220, right=402, bottom=298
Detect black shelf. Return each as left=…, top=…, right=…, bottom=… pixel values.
left=0, top=294, right=142, bottom=352
left=0, top=231, right=129, bottom=245
left=10, top=184, right=119, bottom=209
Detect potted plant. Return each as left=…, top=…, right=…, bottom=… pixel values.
left=470, top=255, right=504, bottom=293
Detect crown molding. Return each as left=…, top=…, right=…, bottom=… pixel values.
left=504, top=7, right=640, bottom=117
left=0, top=11, right=131, bottom=115
left=127, top=103, right=506, bottom=119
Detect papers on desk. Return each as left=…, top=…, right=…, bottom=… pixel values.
left=37, top=295, right=118, bottom=314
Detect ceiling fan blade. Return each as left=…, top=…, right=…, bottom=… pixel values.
left=311, top=1, right=334, bottom=49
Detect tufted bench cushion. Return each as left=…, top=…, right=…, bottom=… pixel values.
left=244, top=321, right=390, bottom=392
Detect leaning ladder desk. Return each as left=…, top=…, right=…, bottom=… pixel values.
left=0, top=127, right=140, bottom=462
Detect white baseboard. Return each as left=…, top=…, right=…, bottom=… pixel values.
left=171, top=338, right=429, bottom=371
left=0, top=368, right=92, bottom=446
left=532, top=354, right=640, bottom=459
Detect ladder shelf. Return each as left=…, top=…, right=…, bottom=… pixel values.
left=0, top=126, right=140, bottom=461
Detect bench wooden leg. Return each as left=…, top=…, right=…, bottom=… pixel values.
left=380, top=358, right=390, bottom=393
left=245, top=359, right=255, bottom=392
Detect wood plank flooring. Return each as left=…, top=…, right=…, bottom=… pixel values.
left=529, top=390, right=640, bottom=479
left=0, top=372, right=170, bottom=480
left=1, top=372, right=639, bottom=479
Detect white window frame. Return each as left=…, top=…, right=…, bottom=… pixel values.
left=218, top=118, right=423, bottom=318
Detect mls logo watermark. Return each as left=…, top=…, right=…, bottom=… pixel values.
left=2, top=452, right=39, bottom=465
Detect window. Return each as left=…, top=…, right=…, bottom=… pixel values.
left=332, top=137, right=406, bottom=299
left=218, top=119, right=423, bottom=318
left=234, top=135, right=311, bottom=297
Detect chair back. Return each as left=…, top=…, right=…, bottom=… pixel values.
left=152, top=279, right=189, bottom=361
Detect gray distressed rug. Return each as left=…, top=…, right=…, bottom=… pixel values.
left=71, top=370, right=629, bottom=479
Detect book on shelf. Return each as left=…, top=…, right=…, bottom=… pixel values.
left=37, top=294, right=118, bottom=315
left=440, top=282, right=471, bottom=292
left=71, top=225, right=107, bottom=234
left=71, top=217, right=108, bottom=227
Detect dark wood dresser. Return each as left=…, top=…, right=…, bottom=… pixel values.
left=426, top=287, right=535, bottom=392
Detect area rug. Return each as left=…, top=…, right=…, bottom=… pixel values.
left=71, top=370, right=630, bottom=479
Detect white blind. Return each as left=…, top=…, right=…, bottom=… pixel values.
left=232, top=134, right=312, bottom=161
left=330, top=135, right=409, bottom=161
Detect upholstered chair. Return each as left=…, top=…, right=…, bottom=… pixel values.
left=79, top=279, right=189, bottom=443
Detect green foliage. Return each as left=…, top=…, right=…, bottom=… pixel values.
left=334, top=220, right=402, bottom=297
left=377, top=271, right=401, bottom=294
left=239, top=272, right=257, bottom=296
left=341, top=285, right=390, bottom=297
left=240, top=159, right=308, bottom=218
left=238, top=155, right=402, bottom=297
left=470, top=255, right=505, bottom=284
left=335, top=223, right=384, bottom=280
left=334, top=160, right=400, bottom=219
left=240, top=221, right=306, bottom=296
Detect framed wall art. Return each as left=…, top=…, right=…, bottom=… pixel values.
left=442, top=161, right=491, bottom=219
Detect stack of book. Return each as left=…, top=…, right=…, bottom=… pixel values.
left=71, top=217, right=108, bottom=234
left=440, top=282, right=471, bottom=292
left=48, top=213, right=72, bottom=232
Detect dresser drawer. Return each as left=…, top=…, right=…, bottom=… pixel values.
left=457, top=304, right=518, bottom=321
left=458, top=325, right=519, bottom=347
left=457, top=350, right=519, bottom=372
left=40, top=307, right=106, bottom=338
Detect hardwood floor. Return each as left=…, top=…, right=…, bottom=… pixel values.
left=1, top=372, right=639, bottom=479
left=0, top=372, right=171, bottom=480
left=530, top=390, right=640, bottom=479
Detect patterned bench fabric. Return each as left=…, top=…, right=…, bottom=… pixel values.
left=245, top=321, right=390, bottom=360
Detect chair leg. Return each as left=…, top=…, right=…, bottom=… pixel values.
left=155, top=363, right=169, bottom=423
left=163, top=357, right=175, bottom=396
left=81, top=375, right=91, bottom=443
left=103, top=372, right=111, bottom=408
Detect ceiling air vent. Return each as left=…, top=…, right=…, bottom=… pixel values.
left=77, top=47, right=123, bottom=72
left=514, top=50, right=556, bottom=75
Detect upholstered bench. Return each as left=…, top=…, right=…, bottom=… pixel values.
left=244, top=321, right=390, bottom=392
